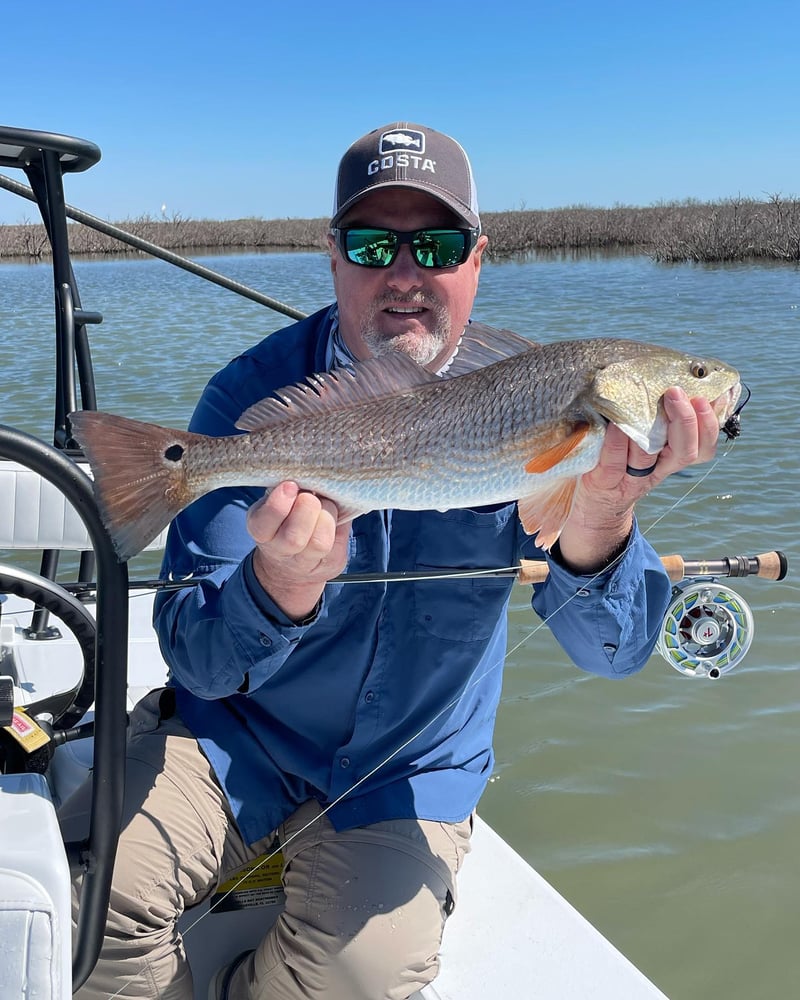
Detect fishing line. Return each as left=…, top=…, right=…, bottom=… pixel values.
left=102, top=443, right=737, bottom=997
left=641, top=438, right=736, bottom=537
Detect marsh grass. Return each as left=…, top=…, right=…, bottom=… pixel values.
left=1, top=196, right=798, bottom=263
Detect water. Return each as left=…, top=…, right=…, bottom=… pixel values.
left=2, top=250, right=799, bottom=998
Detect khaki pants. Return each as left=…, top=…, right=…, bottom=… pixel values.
left=59, top=690, right=472, bottom=1000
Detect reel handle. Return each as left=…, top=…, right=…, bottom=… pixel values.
left=517, top=550, right=788, bottom=585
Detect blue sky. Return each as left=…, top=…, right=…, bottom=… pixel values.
left=2, top=0, right=798, bottom=224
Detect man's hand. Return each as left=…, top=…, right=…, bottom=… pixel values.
left=247, top=481, right=351, bottom=622
left=558, top=388, right=723, bottom=573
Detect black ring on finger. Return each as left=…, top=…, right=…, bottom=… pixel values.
left=625, top=461, right=658, bottom=477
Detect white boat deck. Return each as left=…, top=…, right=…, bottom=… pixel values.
left=418, top=815, right=668, bottom=999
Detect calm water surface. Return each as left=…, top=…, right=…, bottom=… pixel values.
left=2, top=250, right=798, bottom=999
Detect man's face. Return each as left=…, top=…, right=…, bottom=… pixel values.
left=329, top=188, right=488, bottom=370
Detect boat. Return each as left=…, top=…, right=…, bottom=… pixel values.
left=0, top=125, right=786, bottom=999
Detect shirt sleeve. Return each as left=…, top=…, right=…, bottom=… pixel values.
left=529, top=518, right=671, bottom=677
left=152, top=376, right=322, bottom=700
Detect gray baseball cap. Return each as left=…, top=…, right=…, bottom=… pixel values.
left=331, top=122, right=480, bottom=230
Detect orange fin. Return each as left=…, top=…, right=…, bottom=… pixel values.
left=524, top=423, right=590, bottom=474
left=69, top=410, right=199, bottom=562
left=518, top=477, right=579, bottom=551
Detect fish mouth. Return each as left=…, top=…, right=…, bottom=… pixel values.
left=717, top=381, right=750, bottom=441
left=711, top=381, right=742, bottom=422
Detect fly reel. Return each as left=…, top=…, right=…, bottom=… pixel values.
left=656, top=582, right=754, bottom=679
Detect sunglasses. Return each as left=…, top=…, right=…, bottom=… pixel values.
left=334, top=227, right=480, bottom=269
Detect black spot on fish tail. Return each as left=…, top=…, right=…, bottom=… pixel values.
left=69, top=410, right=199, bottom=561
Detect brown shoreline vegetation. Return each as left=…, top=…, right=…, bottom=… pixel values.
left=0, top=196, right=798, bottom=263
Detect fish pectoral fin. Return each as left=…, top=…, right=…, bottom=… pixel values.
left=517, top=478, right=578, bottom=551
left=524, top=423, right=590, bottom=474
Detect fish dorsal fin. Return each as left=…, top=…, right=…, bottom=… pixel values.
left=518, top=478, right=579, bottom=551
left=524, top=423, right=591, bottom=473
left=236, top=354, right=439, bottom=431
left=439, top=322, right=538, bottom=377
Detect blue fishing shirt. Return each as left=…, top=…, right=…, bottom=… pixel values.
left=153, top=306, right=671, bottom=845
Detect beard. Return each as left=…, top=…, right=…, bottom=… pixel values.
left=359, top=294, right=452, bottom=367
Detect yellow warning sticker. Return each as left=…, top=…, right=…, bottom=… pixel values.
left=211, top=845, right=286, bottom=913
left=3, top=709, right=51, bottom=753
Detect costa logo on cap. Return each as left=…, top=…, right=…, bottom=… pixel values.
left=332, top=121, right=481, bottom=231
left=379, top=130, right=425, bottom=155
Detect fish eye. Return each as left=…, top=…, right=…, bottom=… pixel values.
left=164, top=444, right=185, bottom=463
left=691, top=361, right=708, bottom=378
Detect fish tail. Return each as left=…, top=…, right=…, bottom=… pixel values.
left=69, top=410, right=199, bottom=562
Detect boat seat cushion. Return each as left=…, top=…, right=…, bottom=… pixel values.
left=0, top=870, right=63, bottom=999
left=0, top=773, right=71, bottom=999
left=0, top=460, right=167, bottom=550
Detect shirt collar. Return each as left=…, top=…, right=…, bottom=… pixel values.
left=325, top=306, right=358, bottom=371
left=325, top=305, right=464, bottom=377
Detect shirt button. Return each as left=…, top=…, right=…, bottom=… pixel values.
left=340, top=757, right=351, bottom=768
left=258, top=632, right=272, bottom=647
left=364, top=691, right=375, bottom=703
left=575, top=588, right=591, bottom=598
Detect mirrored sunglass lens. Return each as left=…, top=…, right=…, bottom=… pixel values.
left=412, top=231, right=467, bottom=267
left=345, top=230, right=397, bottom=267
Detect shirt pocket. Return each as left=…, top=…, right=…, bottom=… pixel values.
left=411, top=507, right=518, bottom=643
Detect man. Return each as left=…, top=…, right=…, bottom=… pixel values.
left=64, top=123, right=722, bottom=999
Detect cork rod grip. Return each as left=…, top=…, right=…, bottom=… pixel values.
left=517, top=551, right=788, bottom=585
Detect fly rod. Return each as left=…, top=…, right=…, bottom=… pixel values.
left=59, top=550, right=787, bottom=596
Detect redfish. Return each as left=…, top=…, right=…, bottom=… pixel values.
left=69, top=333, right=741, bottom=562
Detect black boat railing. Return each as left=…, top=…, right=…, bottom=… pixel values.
left=0, top=125, right=125, bottom=992
left=0, top=422, right=129, bottom=992
left=1, top=127, right=106, bottom=609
